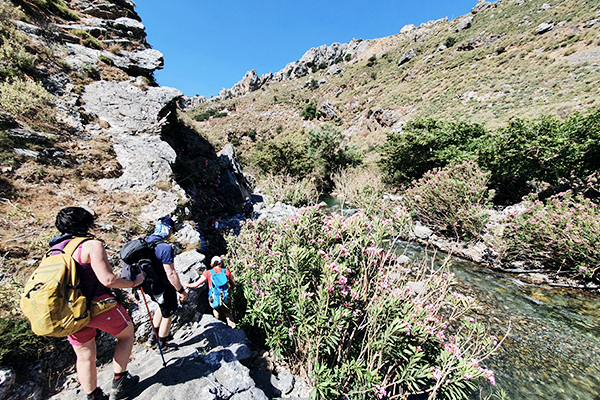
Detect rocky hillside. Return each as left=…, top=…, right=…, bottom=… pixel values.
left=0, top=0, right=251, bottom=277
left=181, top=0, right=600, bottom=170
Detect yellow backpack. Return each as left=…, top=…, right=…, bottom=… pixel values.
left=20, top=237, right=92, bottom=337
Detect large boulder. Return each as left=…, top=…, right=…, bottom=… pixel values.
left=81, top=80, right=182, bottom=135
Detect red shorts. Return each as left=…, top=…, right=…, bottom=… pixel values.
left=68, top=303, right=131, bottom=346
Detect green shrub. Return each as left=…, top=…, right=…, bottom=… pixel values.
left=246, top=129, right=257, bottom=140
left=367, top=55, right=377, bottom=67
left=371, top=71, right=377, bottom=80
left=485, top=190, right=600, bottom=281
left=0, top=316, right=50, bottom=372
left=227, top=207, right=500, bottom=399
left=71, top=29, right=102, bottom=50
left=301, top=102, right=317, bottom=120
left=98, top=54, right=114, bottom=65
left=311, top=65, right=318, bottom=73
left=318, top=62, right=327, bottom=70
left=345, top=53, right=352, bottom=62
left=445, top=37, right=458, bottom=47
left=378, top=118, right=487, bottom=184
left=194, top=108, right=228, bottom=121
left=0, top=78, right=54, bottom=119
left=252, top=138, right=313, bottom=177
left=379, top=110, right=600, bottom=204
left=307, top=124, right=363, bottom=188
left=275, top=125, right=283, bottom=134
left=32, top=0, right=79, bottom=20
left=404, top=162, right=494, bottom=240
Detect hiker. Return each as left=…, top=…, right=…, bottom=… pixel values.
left=51, top=207, right=143, bottom=400
left=242, top=196, right=254, bottom=219
left=183, top=256, right=236, bottom=328
left=144, top=216, right=188, bottom=351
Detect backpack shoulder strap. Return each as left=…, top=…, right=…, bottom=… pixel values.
left=62, top=237, right=91, bottom=257
left=148, top=239, right=165, bottom=249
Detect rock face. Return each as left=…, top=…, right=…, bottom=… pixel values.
left=81, top=81, right=183, bottom=135
left=222, top=39, right=371, bottom=99
left=217, top=145, right=253, bottom=207
left=47, top=315, right=310, bottom=400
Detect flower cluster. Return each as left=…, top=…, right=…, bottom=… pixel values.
left=226, top=206, right=501, bottom=399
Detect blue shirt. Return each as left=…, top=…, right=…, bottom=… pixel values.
left=147, top=235, right=174, bottom=264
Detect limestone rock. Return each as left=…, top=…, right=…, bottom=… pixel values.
left=471, top=0, right=496, bottom=14
left=217, top=145, right=253, bottom=207
left=110, top=48, right=164, bottom=75
left=317, top=100, right=337, bottom=120
left=456, top=16, right=474, bottom=31
left=413, top=225, right=433, bottom=240
left=0, top=368, right=15, bottom=400
left=536, top=22, right=554, bottom=34
left=398, top=48, right=417, bottom=66
left=326, top=64, right=343, bottom=75
left=81, top=80, right=182, bottom=135
left=111, top=17, right=145, bottom=36
left=400, top=24, right=416, bottom=34
left=372, top=107, right=398, bottom=127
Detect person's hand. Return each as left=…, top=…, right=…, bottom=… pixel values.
left=178, top=290, right=188, bottom=302
left=133, top=273, right=145, bottom=287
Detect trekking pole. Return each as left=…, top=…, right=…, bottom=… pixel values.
left=139, top=287, right=167, bottom=367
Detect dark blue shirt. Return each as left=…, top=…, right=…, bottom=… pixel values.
left=147, top=235, right=174, bottom=264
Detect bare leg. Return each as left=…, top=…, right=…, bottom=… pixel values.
left=153, top=308, right=173, bottom=338
left=72, top=339, right=97, bottom=394
left=224, top=312, right=236, bottom=329
left=112, top=322, right=134, bottom=374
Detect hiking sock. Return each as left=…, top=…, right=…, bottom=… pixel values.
left=87, top=387, right=105, bottom=399
left=113, top=371, right=127, bottom=381
left=158, top=336, right=168, bottom=349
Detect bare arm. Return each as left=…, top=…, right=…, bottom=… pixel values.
left=183, top=274, right=207, bottom=289
left=164, top=262, right=188, bottom=301
left=82, top=240, right=143, bottom=288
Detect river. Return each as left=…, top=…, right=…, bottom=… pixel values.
left=397, top=241, right=600, bottom=400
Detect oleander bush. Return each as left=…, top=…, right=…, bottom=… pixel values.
left=227, top=207, right=501, bottom=400
left=485, top=189, right=600, bottom=281
left=403, top=162, right=494, bottom=241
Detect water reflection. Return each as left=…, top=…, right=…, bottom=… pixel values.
left=394, top=241, right=600, bottom=400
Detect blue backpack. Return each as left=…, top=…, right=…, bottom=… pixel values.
left=208, top=269, right=230, bottom=309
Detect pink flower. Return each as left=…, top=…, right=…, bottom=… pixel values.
left=374, top=384, right=387, bottom=399
left=432, top=369, right=442, bottom=381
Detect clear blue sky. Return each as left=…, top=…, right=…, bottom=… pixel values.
left=135, top=0, right=481, bottom=98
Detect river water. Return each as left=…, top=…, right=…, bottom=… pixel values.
left=397, top=241, right=600, bottom=400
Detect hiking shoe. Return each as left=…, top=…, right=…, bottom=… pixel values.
left=109, top=372, right=139, bottom=400
left=87, top=388, right=109, bottom=400
left=145, top=335, right=157, bottom=349
left=157, top=341, right=178, bottom=353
